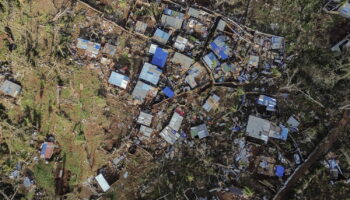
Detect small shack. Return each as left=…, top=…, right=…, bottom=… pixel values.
left=0, top=80, right=21, bottom=97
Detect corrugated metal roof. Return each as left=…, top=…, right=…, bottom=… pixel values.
left=139, top=63, right=162, bottom=85
left=108, top=72, right=130, bottom=89
left=95, top=174, right=110, bottom=192
left=168, top=112, right=183, bottom=131
left=140, top=125, right=153, bottom=137
left=153, top=29, right=170, bottom=45
left=160, top=126, right=180, bottom=144
left=191, top=124, right=209, bottom=139
left=173, top=36, right=188, bottom=51
left=246, top=115, right=271, bottom=143
left=210, top=36, right=231, bottom=60
left=132, top=81, right=158, bottom=103
left=77, top=38, right=101, bottom=58
left=216, top=19, right=226, bottom=31
left=40, top=142, right=55, bottom=159
left=135, top=21, right=148, bottom=33
left=202, top=52, right=220, bottom=69
left=161, top=15, right=183, bottom=29
left=0, top=80, right=21, bottom=97
left=172, top=52, right=194, bottom=71
left=137, top=111, right=153, bottom=126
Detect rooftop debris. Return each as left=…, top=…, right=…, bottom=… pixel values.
left=160, top=126, right=180, bottom=145
left=185, top=62, right=208, bottom=88
left=76, top=38, right=101, bottom=58
left=202, top=52, right=221, bottom=69
left=137, top=112, right=153, bottom=127
left=132, top=81, right=158, bottom=104
left=203, top=94, right=220, bottom=112
left=140, top=125, right=153, bottom=137
left=210, top=36, right=232, bottom=60
left=324, top=0, right=350, bottom=19
left=287, top=116, right=300, bottom=132
left=257, top=95, right=277, bottom=112
left=190, top=124, right=209, bottom=139
left=331, top=34, right=350, bottom=52
left=102, top=43, right=117, bottom=57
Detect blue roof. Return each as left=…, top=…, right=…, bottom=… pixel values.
left=162, top=87, right=175, bottom=98
left=40, top=143, right=47, bottom=156
left=257, top=95, right=277, bottom=111
left=275, top=165, right=285, bottom=177
left=279, top=125, right=289, bottom=140
left=210, top=36, right=231, bottom=60
left=152, top=48, right=168, bottom=68
left=108, top=72, right=130, bottom=89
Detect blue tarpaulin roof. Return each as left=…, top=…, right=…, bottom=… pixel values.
left=40, top=143, right=47, bottom=156
left=210, top=36, right=231, bottom=60
left=279, top=125, right=289, bottom=140
left=275, top=165, right=285, bottom=177
left=152, top=48, right=168, bottom=68
left=162, top=87, right=175, bottom=98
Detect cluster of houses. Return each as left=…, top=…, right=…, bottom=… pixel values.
left=72, top=2, right=292, bottom=194
left=72, top=1, right=343, bottom=197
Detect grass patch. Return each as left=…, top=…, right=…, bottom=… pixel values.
left=34, top=161, right=55, bottom=196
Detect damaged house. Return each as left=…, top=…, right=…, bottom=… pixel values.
left=161, top=8, right=185, bottom=30
left=160, top=109, right=185, bottom=144
left=132, top=81, right=158, bottom=104
left=191, top=124, right=209, bottom=139
left=246, top=115, right=288, bottom=143
left=76, top=38, right=101, bottom=58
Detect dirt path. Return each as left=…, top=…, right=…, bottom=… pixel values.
left=273, top=111, right=349, bottom=200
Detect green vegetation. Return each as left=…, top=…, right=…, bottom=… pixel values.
left=34, top=161, right=55, bottom=195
